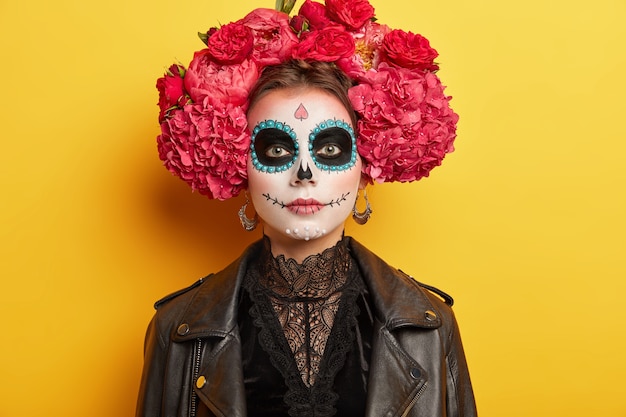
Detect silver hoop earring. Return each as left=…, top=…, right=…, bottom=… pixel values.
left=238, top=195, right=259, bottom=231
left=352, top=190, right=372, bottom=225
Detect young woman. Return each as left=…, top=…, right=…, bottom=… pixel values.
left=138, top=2, right=476, bottom=416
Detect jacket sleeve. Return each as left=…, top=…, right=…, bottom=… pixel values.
left=136, top=315, right=167, bottom=417
left=444, top=309, right=477, bottom=417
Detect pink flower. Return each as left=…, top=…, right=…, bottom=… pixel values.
left=381, top=29, right=439, bottom=71
left=292, top=26, right=355, bottom=62
left=297, top=0, right=332, bottom=30
left=325, top=0, right=375, bottom=30
left=242, top=8, right=299, bottom=66
left=336, top=20, right=390, bottom=78
left=155, top=1, right=459, bottom=198
left=157, top=102, right=250, bottom=200
left=207, top=21, right=254, bottom=65
left=349, top=64, right=457, bottom=183
left=184, top=51, right=259, bottom=108
left=156, top=64, right=187, bottom=122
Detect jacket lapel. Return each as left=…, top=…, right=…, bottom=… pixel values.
left=347, top=238, right=444, bottom=417
left=366, top=322, right=428, bottom=417
left=171, top=241, right=264, bottom=417
left=194, top=335, right=247, bottom=417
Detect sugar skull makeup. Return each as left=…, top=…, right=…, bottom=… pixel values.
left=246, top=88, right=363, bottom=251
left=250, top=119, right=357, bottom=173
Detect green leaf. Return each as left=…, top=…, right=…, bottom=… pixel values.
left=276, top=0, right=297, bottom=14
left=197, top=31, right=209, bottom=46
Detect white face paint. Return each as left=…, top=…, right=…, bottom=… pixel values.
left=247, top=88, right=362, bottom=254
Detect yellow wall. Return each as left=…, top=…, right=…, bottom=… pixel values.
left=1, top=0, right=625, bottom=415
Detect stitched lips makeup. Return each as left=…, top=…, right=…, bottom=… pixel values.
left=285, top=198, right=325, bottom=215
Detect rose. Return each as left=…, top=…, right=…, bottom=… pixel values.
left=325, top=0, right=375, bottom=30
left=207, top=21, right=254, bottom=65
left=289, top=14, right=308, bottom=34
left=156, top=64, right=186, bottom=122
left=381, top=29, right=439, bottom=71
left=184, top=51, right=259, bottom=108
left=297, top=0, right=332, bottom=30
left=242, top=8, right=299, bottom=66
left=157, top=103, right=250, bottom=200
left=292, top=26, right=355, bottom=61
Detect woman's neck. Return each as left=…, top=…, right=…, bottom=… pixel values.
left=263, top=228, right=344, bottom=263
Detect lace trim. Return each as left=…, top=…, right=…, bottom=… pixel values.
left=244, top=239, right=364, bottom=417
left=257, top=237, right=351, bottom=386
left=257, top=236, right=351, bottom=300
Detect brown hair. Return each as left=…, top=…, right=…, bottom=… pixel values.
left=248, top=59, right=357, bottom=128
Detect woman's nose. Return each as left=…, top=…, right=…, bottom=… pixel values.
left=292, top=160, right=316, bottom=185
left=297, top=164, right=312, bottom=180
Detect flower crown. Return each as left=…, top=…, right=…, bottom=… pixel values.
left=156, top=0, right=459, bottom=200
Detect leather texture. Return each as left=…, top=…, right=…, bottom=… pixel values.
left=136, top=238, right=477, bottom=417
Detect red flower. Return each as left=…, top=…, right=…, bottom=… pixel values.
left=184, top=51, right=259, bottom=108
left=325, top=0, right=375, bottom=30
left=242, top=8, right=299, bottom=66
left=155, top=0, right=459, bottom=199
left=297, top=0, right=332, bottom=30
left=292, top=26, right=355, bottom=62
left=156, top=64, right=186, bottom=122
left=207, top=21, right=254, bottom=65
left=381, top=29, right=439, bottom=71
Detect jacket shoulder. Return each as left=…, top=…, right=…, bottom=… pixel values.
left=398, top=269, right=454, bottom=307
left=153, top=275, right=212, bottom=310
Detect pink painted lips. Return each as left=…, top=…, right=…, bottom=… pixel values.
left=285, top=198, right=325, bottom=215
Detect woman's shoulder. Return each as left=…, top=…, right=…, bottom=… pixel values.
left=346, top=236, right=457, bottom=325
left=153, top=276, right=208, bottom=310
left=152, top=240, right=265, bottom=314
left=397, top=270, right=454, bottom=307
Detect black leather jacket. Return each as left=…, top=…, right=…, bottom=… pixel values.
left=136, top=238, right=477, bottom=417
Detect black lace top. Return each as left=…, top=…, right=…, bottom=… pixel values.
left=240, top=237, right=374, bottom=416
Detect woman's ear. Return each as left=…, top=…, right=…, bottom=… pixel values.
left=359, top=175, right=369, bottom=190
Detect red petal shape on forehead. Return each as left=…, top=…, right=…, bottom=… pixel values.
left=294, top=103, right=309, bottom=121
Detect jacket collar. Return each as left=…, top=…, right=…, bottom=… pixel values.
left=174, top=237, right=441, bottom=342
left=346, top=237, right=443, bottom=330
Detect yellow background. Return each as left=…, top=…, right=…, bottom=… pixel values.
left=1, top=0, right=625, bottom=415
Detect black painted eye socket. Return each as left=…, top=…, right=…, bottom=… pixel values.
left=311, top=127, right=353, bottom=166
left=253, top=128, right=296, bottom=167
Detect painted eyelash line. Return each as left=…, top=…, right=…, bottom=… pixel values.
left=309, top=119, right=357, bottom=172
left=250, top=119, right=298, bottom=173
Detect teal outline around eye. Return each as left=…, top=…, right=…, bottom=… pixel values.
left=308, top=119, right=357, bottom=172
left=250, top=119, right=298, bottom=173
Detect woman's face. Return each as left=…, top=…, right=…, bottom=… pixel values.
left=247, top=88, right=362, bottom=252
